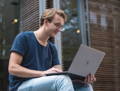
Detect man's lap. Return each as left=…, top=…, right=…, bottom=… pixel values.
left=18, top=76, right=59, bottom=91
left=17, top=75, right=93, bottom=91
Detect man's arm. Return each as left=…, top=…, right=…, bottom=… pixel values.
left=8, top=52, right=61, bottom=78
left=8, top=52, right=45, bottom=78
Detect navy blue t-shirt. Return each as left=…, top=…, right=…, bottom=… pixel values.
left=9, top=31, right=60, bottom=91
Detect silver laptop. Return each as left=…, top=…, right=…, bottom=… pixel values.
left=46, top=44, right=105, bottom=81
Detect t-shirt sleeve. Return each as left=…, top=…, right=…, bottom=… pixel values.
left=10, top=32, right=27, bottom=56
left=50, top=43, right=60, bottom=66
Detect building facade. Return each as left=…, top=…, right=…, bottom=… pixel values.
left=0, top=0, right=120, bottom=91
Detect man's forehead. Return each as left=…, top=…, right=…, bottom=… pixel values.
left=52, top=14, right=64, bottom=24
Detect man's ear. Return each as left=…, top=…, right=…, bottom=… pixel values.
left=43, top=19, right=48, bottom=25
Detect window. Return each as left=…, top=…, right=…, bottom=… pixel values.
left=0, top=0, right=20, bottom=90
left=0, top=0, right=20, bottom=59
left=60, top=0, right=88, bottom=70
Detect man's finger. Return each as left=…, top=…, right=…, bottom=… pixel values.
left=52, top=68, right=62, bottom=72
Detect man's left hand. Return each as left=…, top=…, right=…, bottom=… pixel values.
left=84, top=74, right=96, bottom=84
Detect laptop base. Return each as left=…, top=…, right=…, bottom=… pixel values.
left=46, top=72, right=85, bottom=81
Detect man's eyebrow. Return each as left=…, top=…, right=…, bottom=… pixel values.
left=54, top=22, right=64, bottom=26
left=54, top=22, right=61, bottom=24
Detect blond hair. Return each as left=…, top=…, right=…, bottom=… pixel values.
left=40, top=8, right=67, bottom=26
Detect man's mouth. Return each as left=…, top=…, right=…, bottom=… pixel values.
left=55, top=29, right=60, bottom=33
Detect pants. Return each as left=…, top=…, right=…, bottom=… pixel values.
left=17, top=75, right=93, bottom=91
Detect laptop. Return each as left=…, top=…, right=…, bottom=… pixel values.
left=46, top=44, right=105, bottom=81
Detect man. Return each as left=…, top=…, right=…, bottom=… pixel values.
left=8, top=8, right=96, bottom=91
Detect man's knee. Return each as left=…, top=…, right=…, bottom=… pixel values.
left=54, top=75, right=74, bottom=91
left=55, top=75, right=73, bottom=86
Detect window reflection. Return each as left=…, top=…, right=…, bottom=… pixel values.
left=0, top=0, right=20, bottom=90
left=0, top=0, right=20, bottom=59
left=90, top=11, right=97, bottom=24
left=60, top=0, right=82, bottom=70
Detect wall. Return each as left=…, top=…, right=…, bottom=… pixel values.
left=88, top=0, right=120, bottom=91
left=20, top=0, right=39, bottom=31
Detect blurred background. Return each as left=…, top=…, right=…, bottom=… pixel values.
left=0, top=0, right=120, bottom=91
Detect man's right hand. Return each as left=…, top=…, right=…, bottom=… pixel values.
left=43, top=67, right=62, bottom=75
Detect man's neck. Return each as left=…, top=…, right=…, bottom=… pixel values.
left=34, top=26, right=49, bottom=46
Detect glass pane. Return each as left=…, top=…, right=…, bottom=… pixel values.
left=0, top=0, right=20, bottom=90
left=60, top=0, right=82, bottom=70
left=0, top=0, right=20, bottom=60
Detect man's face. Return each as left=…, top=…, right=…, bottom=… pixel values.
left=45, top=14, right=65, bottom=37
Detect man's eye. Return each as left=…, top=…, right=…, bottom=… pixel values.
left=55, top=24, right=61, bottom=26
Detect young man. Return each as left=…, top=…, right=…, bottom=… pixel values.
left=8, top=8, right=96, bottom=91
